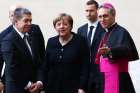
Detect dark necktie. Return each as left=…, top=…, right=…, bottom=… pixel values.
left=87, top=26, right=94, bottom=45
left=23, top=33, right=33, bottom=56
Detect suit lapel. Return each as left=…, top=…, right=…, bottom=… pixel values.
left=28, top=29, right=35, bottom=59
left=83, top=23, right=102, bottom=45
left=83, top=24, right=88, bottom=37
left=12, top=30, right=33, bottom=60
left=91, top=23, right=104, bottom=46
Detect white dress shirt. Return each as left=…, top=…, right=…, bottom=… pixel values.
left=87, top=20, right=99, bottom=45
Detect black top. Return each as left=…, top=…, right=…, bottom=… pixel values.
left=43, top=32, right=90, bottom=91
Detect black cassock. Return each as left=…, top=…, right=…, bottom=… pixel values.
left=98, top=23, right=139, bottom=93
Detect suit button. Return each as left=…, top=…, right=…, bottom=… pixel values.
left=59, top=56, right=62, bottom=59
left=61, top=48, right=64, bottom=52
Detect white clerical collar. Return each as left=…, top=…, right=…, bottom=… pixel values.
left=105, top=29, right=109, bottom=32
left=105, top=22, right=116, bottom=32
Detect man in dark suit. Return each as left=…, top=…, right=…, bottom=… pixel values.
left=0, top=5, right=45, bottom=93
left=77, top=0, right=105, bottom=93
left=1, top=8, right=44, bottom=93
left=0, top=5, right=23, bottom=92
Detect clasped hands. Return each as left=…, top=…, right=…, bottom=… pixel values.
left=25, top=82, right=43, bottom=93
left=0, top=81, right=4, bottom=93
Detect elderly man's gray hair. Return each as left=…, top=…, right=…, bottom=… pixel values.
left=14, top=8, right=31, bottom=20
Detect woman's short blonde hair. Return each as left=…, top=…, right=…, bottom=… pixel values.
left=53, top=13, right=73, bottom=29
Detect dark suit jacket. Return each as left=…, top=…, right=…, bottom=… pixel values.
left=44, top=33, right=90, bottom=93
left=77, top=23, right=105, bottom=93
left=0, top=25, right=45, bottom=93
left=77, top=23, right=105, bottom=64
left=0, top=24, right=45, bottom=83
left=0, top=25, right=13, bottom=83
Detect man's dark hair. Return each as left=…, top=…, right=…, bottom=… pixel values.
left=86, top=0, right=99, bottom=9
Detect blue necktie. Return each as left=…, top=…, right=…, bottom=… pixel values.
left=87, top=26, right=94, bottom=45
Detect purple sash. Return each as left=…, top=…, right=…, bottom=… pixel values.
left=100, top=57, right=128, bottom=93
